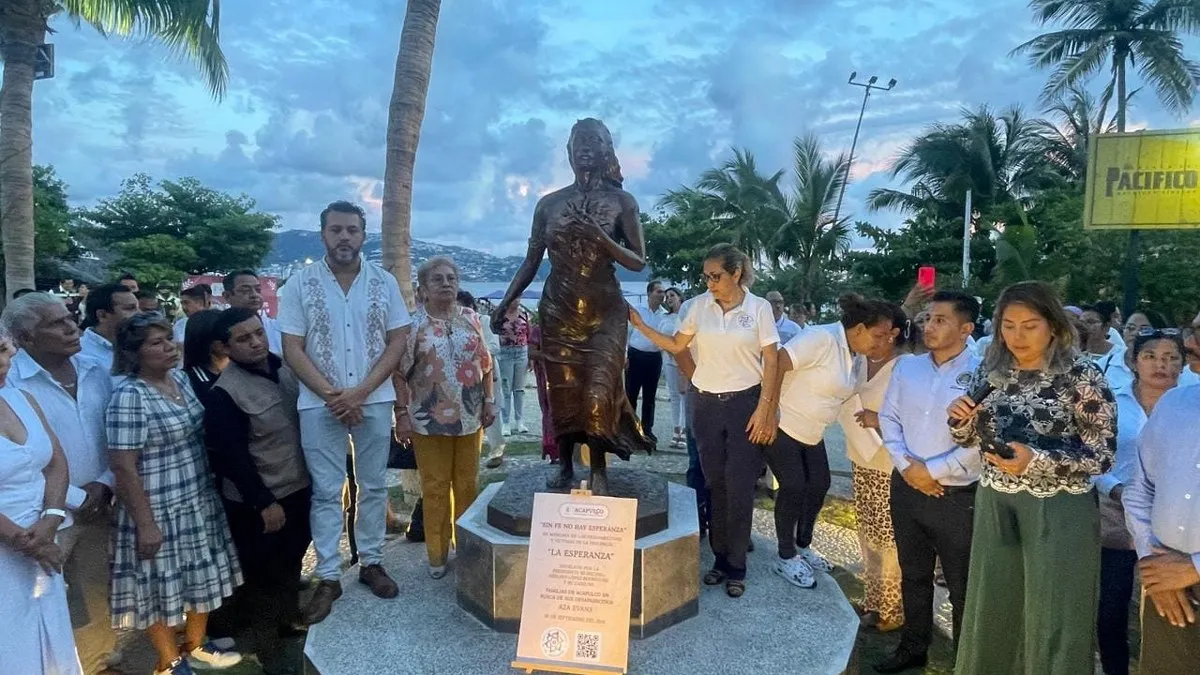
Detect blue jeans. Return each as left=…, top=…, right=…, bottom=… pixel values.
left=496, top=346, right=528, bottom=425
left=300, top=402, right=393, bottom=580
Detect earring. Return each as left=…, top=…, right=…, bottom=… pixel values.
left=889, top=337, right=895, bottom=343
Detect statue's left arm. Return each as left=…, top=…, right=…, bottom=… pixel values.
left=597, top=193, right=646, bottom=272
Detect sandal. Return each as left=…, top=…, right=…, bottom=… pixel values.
left=725, top=580, right=745, bottom=598
left=702, top=568, right=727, bottom=586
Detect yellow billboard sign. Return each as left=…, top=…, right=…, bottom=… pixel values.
left=1084, top=129, right=1200, bottom=229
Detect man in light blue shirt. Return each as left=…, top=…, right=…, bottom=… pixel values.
left=766, top=291, right=802, bottom=344
left=1123, top=383, right=1200, bottom=673
left=875, top=291, right=982, bottom=673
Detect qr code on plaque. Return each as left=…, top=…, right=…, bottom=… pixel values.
left=574, top=631, right=602, bottom=660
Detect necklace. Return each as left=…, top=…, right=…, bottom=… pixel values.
left=146, top=377, right=184, bottom=404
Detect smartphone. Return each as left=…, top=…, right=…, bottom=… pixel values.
left=917, top=266, right=936, bottom=289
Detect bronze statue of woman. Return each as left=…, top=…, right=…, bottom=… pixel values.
left=493, top=118, right=654, bottom=495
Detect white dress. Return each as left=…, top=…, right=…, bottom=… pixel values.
left=0, top=386, right=82, bottom=674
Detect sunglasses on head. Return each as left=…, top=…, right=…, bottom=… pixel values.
left=1137, top=327, right=1181, bottom=338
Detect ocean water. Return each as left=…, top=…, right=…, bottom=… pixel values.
left=460, top=281, right=651, bottom=308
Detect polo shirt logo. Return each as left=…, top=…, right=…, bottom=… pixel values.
left=955, top=373, right=972, bottom=387
left=736, top=313, right=755, bottom=330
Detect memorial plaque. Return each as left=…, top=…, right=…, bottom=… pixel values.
left=513, top=492, right=637, bottom=675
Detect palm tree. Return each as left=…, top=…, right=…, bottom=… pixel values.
left=766, top=134, right=853, bottom=303
left=0, top=0, right=226, bottom=299
left=657, top=149, right=784, bottom=264
left=868, top=105, right=1046, bottom=218
left=380, top=0, right=441, bottom=308
left=1027, top=84, right=1119, bottom=186
left=1013, top=0, right=1200, bottom=313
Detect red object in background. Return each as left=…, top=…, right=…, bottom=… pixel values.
left=917, top=266, right=936, bottom=289
left=183, top=274, right=280, bottom=318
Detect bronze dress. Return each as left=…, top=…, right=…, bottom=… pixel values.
left=537, top=191, right=653, bottom=460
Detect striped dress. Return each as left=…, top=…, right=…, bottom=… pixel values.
left=106, top=372, right=242, bottom=629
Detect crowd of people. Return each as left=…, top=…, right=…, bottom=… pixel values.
left=1, top=198, right=1198, bottom=675
left=627, top=244, right=1200, bottom=675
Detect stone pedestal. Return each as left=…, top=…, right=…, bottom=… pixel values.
left=486, top=465, right=670, bottom=538
left=456, top=473, right=700, bottom=639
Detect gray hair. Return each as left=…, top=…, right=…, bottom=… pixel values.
left=1, top=293, right=68, bottom=344
left=416, top=256, right=461, bottom=288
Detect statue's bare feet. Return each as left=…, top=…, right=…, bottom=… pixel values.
left=590, top=469, right=609, bottom=496
left=547, top=462, right=574, bottom=490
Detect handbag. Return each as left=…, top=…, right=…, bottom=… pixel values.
left=388, top=434, right=417, bottom=470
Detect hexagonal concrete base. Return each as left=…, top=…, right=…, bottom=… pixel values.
left=456, top=479, right=700, bottom=639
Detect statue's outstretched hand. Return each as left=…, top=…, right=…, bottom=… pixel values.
left=491, top=306, right=508, bottom=335
left=627, top=303, right=643, bottom=329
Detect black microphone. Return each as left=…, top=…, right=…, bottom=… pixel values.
left=947, top=382, right=994, bottom=427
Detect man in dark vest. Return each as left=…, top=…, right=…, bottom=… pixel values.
left=204, top=307, right=312, bottom=672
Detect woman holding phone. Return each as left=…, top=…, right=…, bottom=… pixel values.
left=946, top=281, right=1116, bottom=675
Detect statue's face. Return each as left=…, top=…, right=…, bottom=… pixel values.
left=569, top=124, right=611, bottom=172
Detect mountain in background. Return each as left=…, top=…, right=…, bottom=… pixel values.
left=264, top=229, right=651, bottom=283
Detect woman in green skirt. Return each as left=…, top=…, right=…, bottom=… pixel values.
left=947, top=281, right=1116, bottom=674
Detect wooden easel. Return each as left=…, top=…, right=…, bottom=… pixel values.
left=511, top=481, right=627, bottom=675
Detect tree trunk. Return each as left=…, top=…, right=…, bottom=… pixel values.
left=1115, top=51, right=1140, bottom=318
left=0, top=0, right=44, bottom=303
left=380, top=0, right=442, bottom=309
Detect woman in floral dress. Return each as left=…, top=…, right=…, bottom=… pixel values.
left=107, top=314, right=243, bottom=675
left=396, top=258, right=497, bottom=579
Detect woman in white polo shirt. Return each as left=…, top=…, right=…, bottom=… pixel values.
left=629, top=244, right=780, bottom=598
left=769, top=294, right=896, bottom=589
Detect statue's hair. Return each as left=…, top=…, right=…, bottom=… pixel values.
left=569, top=118, right=624, bottom=188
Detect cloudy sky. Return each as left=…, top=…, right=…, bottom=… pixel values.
left=34, top=0, right=1198, bottom=256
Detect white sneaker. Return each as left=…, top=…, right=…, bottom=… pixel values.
left=773, top=556, right=816, bottom=589
left=187, top=641, right=242, bottom=669
left=516, top=422, right=529, bottom=434
left=429, top=565, right=447, bottom=579
left=501, top=423, right=511, bottom=436
left=798, top=548, right=834, bottom=574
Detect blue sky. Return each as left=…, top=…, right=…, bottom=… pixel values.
left=33, top=0, right=1199, bottom=256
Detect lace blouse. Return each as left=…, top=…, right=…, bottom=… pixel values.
left=950, top=356, right=1116, bottom=497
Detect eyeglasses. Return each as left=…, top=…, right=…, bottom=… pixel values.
left=1136, top=327, right=1181, bottom=338
left=703, top=271, right=726, bottom=283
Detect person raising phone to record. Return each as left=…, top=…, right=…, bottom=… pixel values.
left=945, top=281, right=1116, bottom=675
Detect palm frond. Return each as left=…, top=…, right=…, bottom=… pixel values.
left=62, top=0, right=228, bottom=98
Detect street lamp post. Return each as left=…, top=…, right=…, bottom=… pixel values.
left=830, top=72, right=896, bottom=227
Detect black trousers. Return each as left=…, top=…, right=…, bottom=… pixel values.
left=762, top=432, right=830, bottom=558
left=625, top=348, right=662, bottom=436
left=689, top=387, right=763, bottom=580
left=1139, top=584, right=1200, bottom=675
left=218, top=488, right=312, bottom=673
left=890, top=473, right=975, bottom=654
left=1097, top=547, right=1138, bottom=675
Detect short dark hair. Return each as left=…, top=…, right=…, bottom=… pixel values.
left=181, top=286, right=208, bottom=301
left=119, top=273, right=138, bottom=282
left=85, top=283, right=135, bottom=326
left=222, top=269, right=258, bottom=291
left=1094, top=300, right=1119, bottom=322
left=212, top=307, right=261, bottom=344
left=183, top=309, right=225, bottom=371
left=456, top=290, right=475, bottom=309
left=135, top=290, right=157, bottom=301
left=11, top=288, right=36, bottom=298
left=319, top=201, right=366, bottom=230
left=931, top=290, right=980, bottom=325
left=646, top=280, right=664, bottom=295
left=837, top=293, right=892, bottom=330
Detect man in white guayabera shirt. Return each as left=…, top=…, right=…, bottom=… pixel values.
left=278, top=201, right=411, bottom=625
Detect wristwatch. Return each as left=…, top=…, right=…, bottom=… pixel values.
left=41, top=508, right=68, bottom=520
